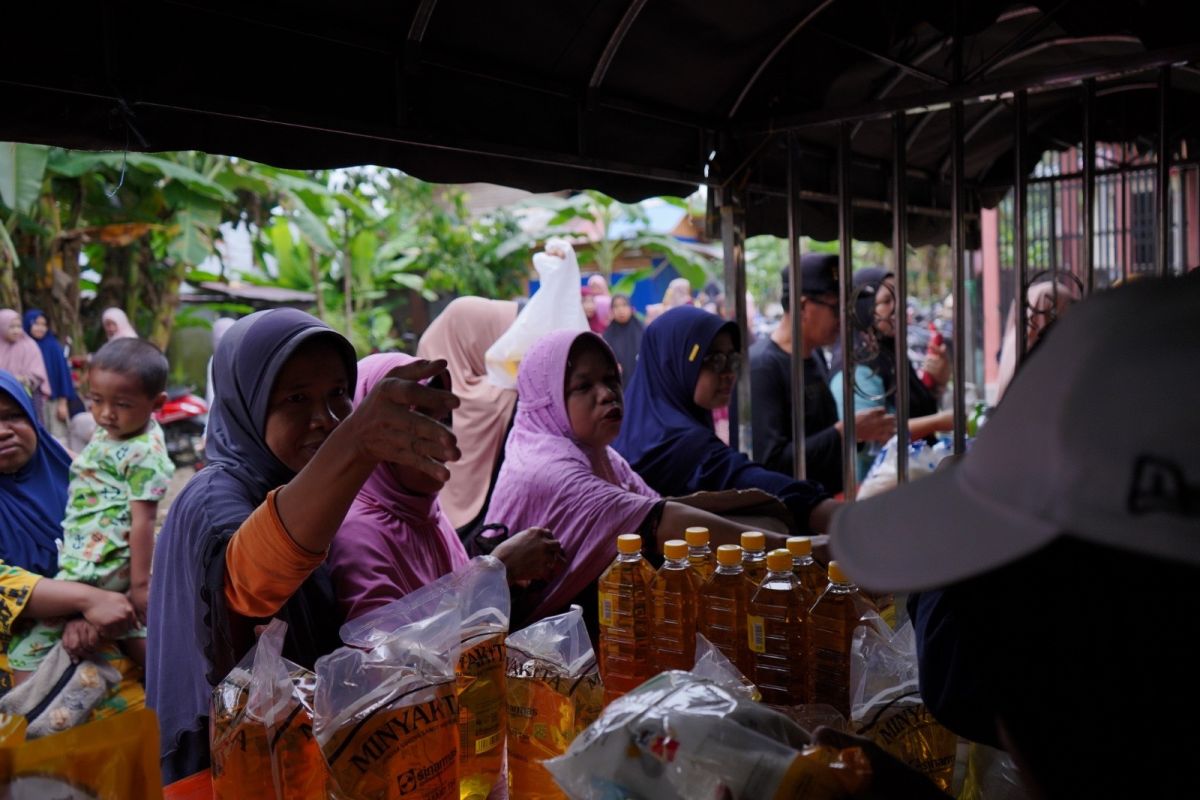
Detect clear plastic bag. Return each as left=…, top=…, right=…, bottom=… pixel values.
left=506, top=606, right=604, bottom=800
left=850, top=621, right=958, bottom=793
left=544, top=670, right=870, bottom=800
left=485, top=238, right=588, bottom=389
left=858, top=435, right=955, bottom=500
left=316, top=604, right=462, bottom=800
left=210, top=619, right=328, bottom=799
left=341, top=556, right=511, bottom=800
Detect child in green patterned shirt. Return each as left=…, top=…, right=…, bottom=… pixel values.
left=9, top=338, right=174, bottom=680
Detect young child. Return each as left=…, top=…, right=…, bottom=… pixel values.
left=8, top=338, right=174, bottom=678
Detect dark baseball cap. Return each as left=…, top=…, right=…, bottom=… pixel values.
left=781, top=253, right=840, bottom=310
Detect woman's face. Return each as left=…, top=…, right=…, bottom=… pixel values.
left=693, top=331, right=738, bottom=410
left=564, top=338, right=623, bottom=449
left=581, top=293, right=597, bottom=318
left=29, top=316, right=48, bottom=340
left=4, top=317, right=23, bottom=343
left=103, top=318, right=119, bottom=339
left=263, top=340, right=353, bottom=473
left=0, top=393, right=37, bottom=474
left=873, top=277, right=897, bottom=338
left=611, top=297, right=633, bottom=325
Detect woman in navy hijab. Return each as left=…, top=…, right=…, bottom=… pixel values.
left=615, top=306, right=838, bottom=533
left=22, top=310, right=78, bottom=441
left=0, top=369, right=72, bottom=575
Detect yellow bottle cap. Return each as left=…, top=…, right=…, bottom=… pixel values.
left=716, top=544, right=743, bottom=566
left=663, top=540, right=688, bottom=560
left=684, top=526, right=711, bottom=547
left=786, top=536, right=812, bottom=557
left=828, top=561, right=850, bottom=584
left=617, top=534, right=642, bottom=554
left=740, top=531, right=766, bottom=551
left=767, top=549, right=792, bottom=573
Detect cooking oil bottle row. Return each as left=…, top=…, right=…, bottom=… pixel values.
left=598, top=529, right=877, bottom=716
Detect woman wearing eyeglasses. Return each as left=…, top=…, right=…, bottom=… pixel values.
left=616, top=306, right=839, bottom=535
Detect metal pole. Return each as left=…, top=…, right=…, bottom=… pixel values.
left=1014, top=91, right=1029, bottom=368
left=720, top=187, right=753, bottom=454
left=837, top=122, right=857, bottom=499
left=1157, top=65, right=1171, bottom=277
left=785, top=132, right=807, bottom=480
left=951, top=100, right=966, bottom=454
left=1049, top=169, right=1059, bottom=313
left=892, top=111, right=911, bottom=484
left=1083, top=79, right=1096, bottom=294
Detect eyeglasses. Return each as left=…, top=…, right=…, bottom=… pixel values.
left=701, top=352, right=743, bottom=374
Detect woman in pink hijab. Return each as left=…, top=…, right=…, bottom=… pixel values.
left=487, top=329, right=766, bottom=634
left=416, top=297, right=518, bottom=531
left=101, top=307, right=138, bottom=340
left=328, top=352, right=565, bottom=622
left=996, top=279, right=1080, bottom=401
left=0, top=309, right=51, bottom=413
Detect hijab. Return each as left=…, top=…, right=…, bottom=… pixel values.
left=204, top=317, right=237, bottom=412
left=101, top=307, right=138, bottom=340
left=416, top=297, right=518, bottom=529
left=488, top=329, right=659, bottom=622
left=613, top=305, right=740, bottom=495
left=0, top=310, right=50, bottom=399
left=22, top=310, right=76, bottom=402
left=996, top=279, right=1080, bottom=401
left=829, top=268, right=939, bottom=418
left=0, top=370, right=71, bottom=576
left=602, top=302, right=644, bottom=383
left=329, top=353, right=468, bottom=622
left=147, top=308, right=357, bottom=781
left=588, top=274, right=612, bottom=326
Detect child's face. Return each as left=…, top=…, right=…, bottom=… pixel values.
left=88, top=368, right=165, bottom=440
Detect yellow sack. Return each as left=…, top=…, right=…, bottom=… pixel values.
left=0, top=708, right=162, bottom=798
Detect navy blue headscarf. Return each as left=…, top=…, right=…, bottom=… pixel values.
left=147, top=308, right=357, bottom=783
left=615, top=306, right=830, bottom=527
left=0, top=370, right=71, bottom=576
left=22, top=310, right=77, bottom=402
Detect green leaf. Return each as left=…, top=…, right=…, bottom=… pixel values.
left=288, top=196, right=335, bottom=253
left=391, top=273, right=425, bottom=291
left=0, top=219, right=18, bottom=266
left=167, top=206, right=213, bottom=265
left=185, top=269, right=222, bottom=283
left=0, top=143, right=49, bottom=215
left=611, top=267, right=655, bottom=297
left=547, top=206, right=593, bottom=226
left=124, top=154, right=236, bottom=202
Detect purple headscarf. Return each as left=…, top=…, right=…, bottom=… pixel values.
left=328, top=353, right=468, bottom=622
left=487, top=329, right=659, bottom=622
left=147, top=308, right=357, bottom=783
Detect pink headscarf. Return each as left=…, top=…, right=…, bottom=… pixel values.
left=996, top=279, right=1080, bottom=401
left=0, top=309, right=51, bottom=398
left=588, top=274, right=612, bottom=327
left=101, top=307, right=138, bottom=340
left=416, top=297, right=518, bottom=529
left=327, top=352, right=468, bottom=622
left=487, top=329, right=660, bottom=622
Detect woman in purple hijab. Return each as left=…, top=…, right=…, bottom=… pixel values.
left=147, top=309, right=460, bottom=783
left=487, top=329, right=770, bottom=637
left=329, top=352, right=564, bottom=622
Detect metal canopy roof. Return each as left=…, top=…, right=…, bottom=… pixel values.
left=3, top=1, right=1198, bottom=243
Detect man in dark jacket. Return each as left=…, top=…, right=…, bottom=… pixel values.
left=750, top=255, right=893, bottom=492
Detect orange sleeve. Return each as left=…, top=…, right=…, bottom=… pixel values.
left=224, top=489, right=327, bottom=618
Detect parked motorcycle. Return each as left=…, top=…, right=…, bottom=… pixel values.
left=155, top=387, right=208, bottom=467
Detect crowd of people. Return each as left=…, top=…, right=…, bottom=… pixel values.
left=1, top=261, right=1197, bottom=797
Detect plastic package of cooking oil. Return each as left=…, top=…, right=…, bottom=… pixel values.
left=341, top=556, right=510, bottom=800
left=318, top=603, right=462, bottom=800
left=545, top=668, right=871, bottom=800
left=0, top=707, right=162, bottom=798
left=850, top=620, right=957, bottom=793
left=505, top=605, right=604, bottom=800
left=210, top=619, right=328, bottom=799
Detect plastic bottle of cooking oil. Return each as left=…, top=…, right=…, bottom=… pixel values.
left=747, top=549, right=808, bottom=707
left=685, top=526, right=715, bottom=582
left=806, top=561, right=874, bottom=718
left=741, top=531, right=768, bottom=585
left=650, top=539, right=702, bottom=672
left=698, top=544, right=754, bottom=676
left=597, top=533, right=656, bottom=704
left=787, top=536, right=828, bottom=605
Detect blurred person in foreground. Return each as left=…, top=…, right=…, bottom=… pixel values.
left=827, top=273, right=1200, bottom=797
left=750, top=256, right=895, bottom=493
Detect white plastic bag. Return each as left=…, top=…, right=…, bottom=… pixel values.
left=485, top=238, right=588, bottom=388
left=858, top=435, right=955, bottom=499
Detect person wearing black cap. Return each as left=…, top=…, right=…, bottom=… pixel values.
left=750, top=254, right=895, bottom=493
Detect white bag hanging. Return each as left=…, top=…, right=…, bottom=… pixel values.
left=485, top=238, right=588, bottom=389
